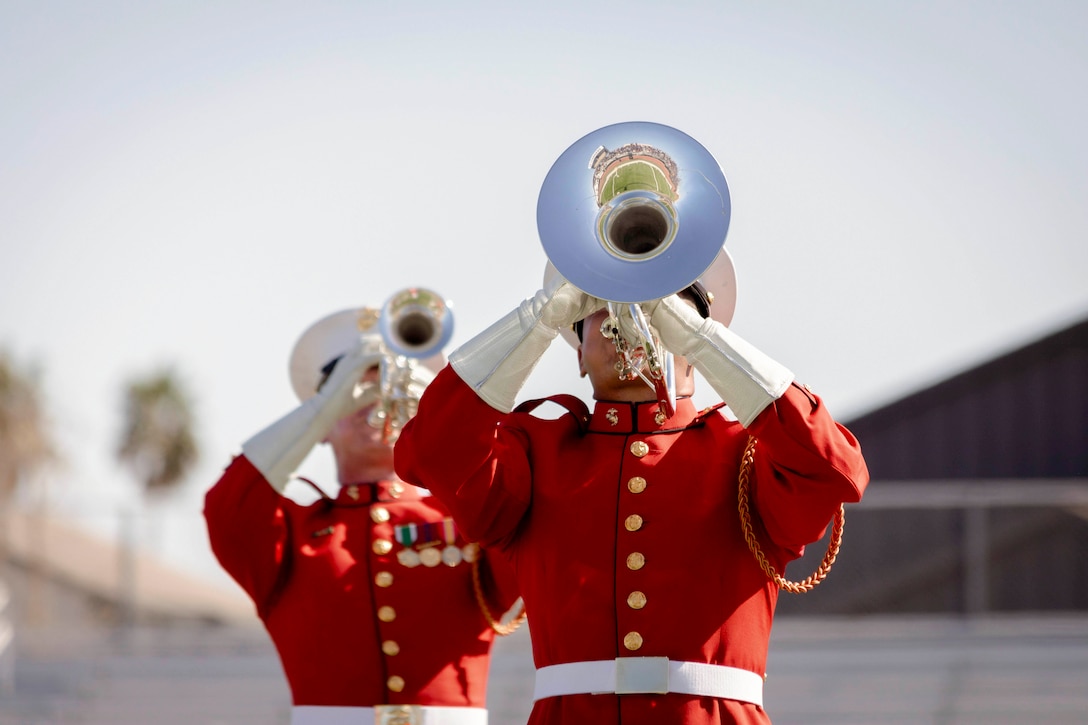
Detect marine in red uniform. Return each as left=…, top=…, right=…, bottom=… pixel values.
left=204, top=307, right=518, bottom=725
left=395, top=258, right=869, bottom=724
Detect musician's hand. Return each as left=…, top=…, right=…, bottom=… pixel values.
left=533, top=272, right=605, bottom=331
left=242, top=335, right=385, bottom=493
left=642, top=294, right=705, bottom=357
left=448, top=272, right=603, bottom=413
left=647, top=294, right=793, bottom=427
left=314, top=337, right=385, bottom=421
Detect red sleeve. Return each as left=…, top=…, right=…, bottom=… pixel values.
left=203, top=455, right=291, bottom=617
left=745, top=382, right=870, bottom=550
left=394, top=366, right=532, bottom=548
left=476, top=545, right=522, bottom=617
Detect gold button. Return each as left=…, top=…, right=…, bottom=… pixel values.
left=372, top=539, right=393, bottom=555
left=624, top=514, right=643, bottom=532
left=346, top=484, right=360, bottom=501
left=630, top=441, right=649, bottom=458
left=371, top=506, right=390, bottom=523
left=375, top=571, right=394, bottom=588
left=627, top=591, right=647, bottom=609
left=627, top=476, right=647, bottom=494
left=378, top=606, right=396, bottom=622
left=387, top=675, right=405, bottom=692
left=382, top=640, right=400, bottom=656
left=623, top=632, right=644, bottom=651
left=626, top=552, right=645, bottom=570
left=389, top=483, right=404, bottom=498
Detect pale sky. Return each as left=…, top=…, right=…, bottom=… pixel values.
left=3, top=1, right=1086, bottom=590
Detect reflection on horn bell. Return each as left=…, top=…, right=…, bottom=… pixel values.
left=537, top=121, right=731, bottom=304
left=538, top=122, right=733, bottom=417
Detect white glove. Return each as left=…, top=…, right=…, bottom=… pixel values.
left=242, top=338, right=385, bottom=493
left=647, top=295, right=794, bottom=427
left=450, top=274, right=603, bottom=412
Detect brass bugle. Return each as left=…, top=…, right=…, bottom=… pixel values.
left=379, top=287, right=454, bottom=361
left=538, top=122, right=734, bottom=415
left=369, top=287, right=454, bottom=442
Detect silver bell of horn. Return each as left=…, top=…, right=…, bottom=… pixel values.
left=379, top=287, right=455, bottom=360
left=538, top=122, right=733, bottom=416
left=369, top=287, right=454, bottom=443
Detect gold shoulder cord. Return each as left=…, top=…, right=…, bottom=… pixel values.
left=737, top=436, right=845, bottom=594
left=471, top=555, right=527, bottom=636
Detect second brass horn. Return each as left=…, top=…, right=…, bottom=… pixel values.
left=379, top=287, right=454, bottom=361
left=368, top=287, right=453, bottom=444
left=537, top=121, right=731, bottom=304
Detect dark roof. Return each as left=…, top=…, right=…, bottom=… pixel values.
left=843, top=317, right=1088, bottom=480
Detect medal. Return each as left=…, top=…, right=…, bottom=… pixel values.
left=395, top=523, right=418, bottom=547
left=394, top=522, right=420, bottom=567
left=440, top=518, right=462, bottom=567
left=442, top=546, right=463, bottom=566
left=395, top=517, right=466, bottom=569
left=419, top=546, right=442, bottom=567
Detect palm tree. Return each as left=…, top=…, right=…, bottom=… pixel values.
left=0, top=349, right=55, bottom=520
left=114, top=367, right=199, bottom=626
left=0, top=350, right=55, bottom=631
left=116, top=368, right=199, bottom=497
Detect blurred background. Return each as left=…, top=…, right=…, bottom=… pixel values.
left=2, top=1, right=1086, bottom=723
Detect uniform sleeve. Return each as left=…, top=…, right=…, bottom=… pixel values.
left=203, top=455, right=292, bottom=617
left=744, top=382, right=869, bottom=551
left=476, top=546, right=522, bottom=616
left=394, top=366, right=532, bottom=548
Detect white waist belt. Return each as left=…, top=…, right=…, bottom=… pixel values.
left=534, top=657, right=763, bottom=707
left=291, top=705, right=488, bottom=725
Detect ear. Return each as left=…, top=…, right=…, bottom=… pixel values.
left=576, top=345, right=587, bottom=378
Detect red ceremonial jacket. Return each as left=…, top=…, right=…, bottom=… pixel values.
left=394, top=366, right=869, bottom=725
left=204, top=455, right=517, bottom=708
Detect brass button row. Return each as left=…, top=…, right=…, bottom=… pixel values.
left=376, top=573, right=402, bottom=681
left=623, top=461, right=648, bottom=652
left=625, top=454, right=650, bottom=652
left=379, top=600, right=402, bottom=685
left=374, top=492, right=403, bottom=694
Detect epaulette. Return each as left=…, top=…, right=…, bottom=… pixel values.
left=295, top=476, right=334, bottom=501
left=513, top=394, right=591, bottom=434
left=693, top=402, right=727, bottom=425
